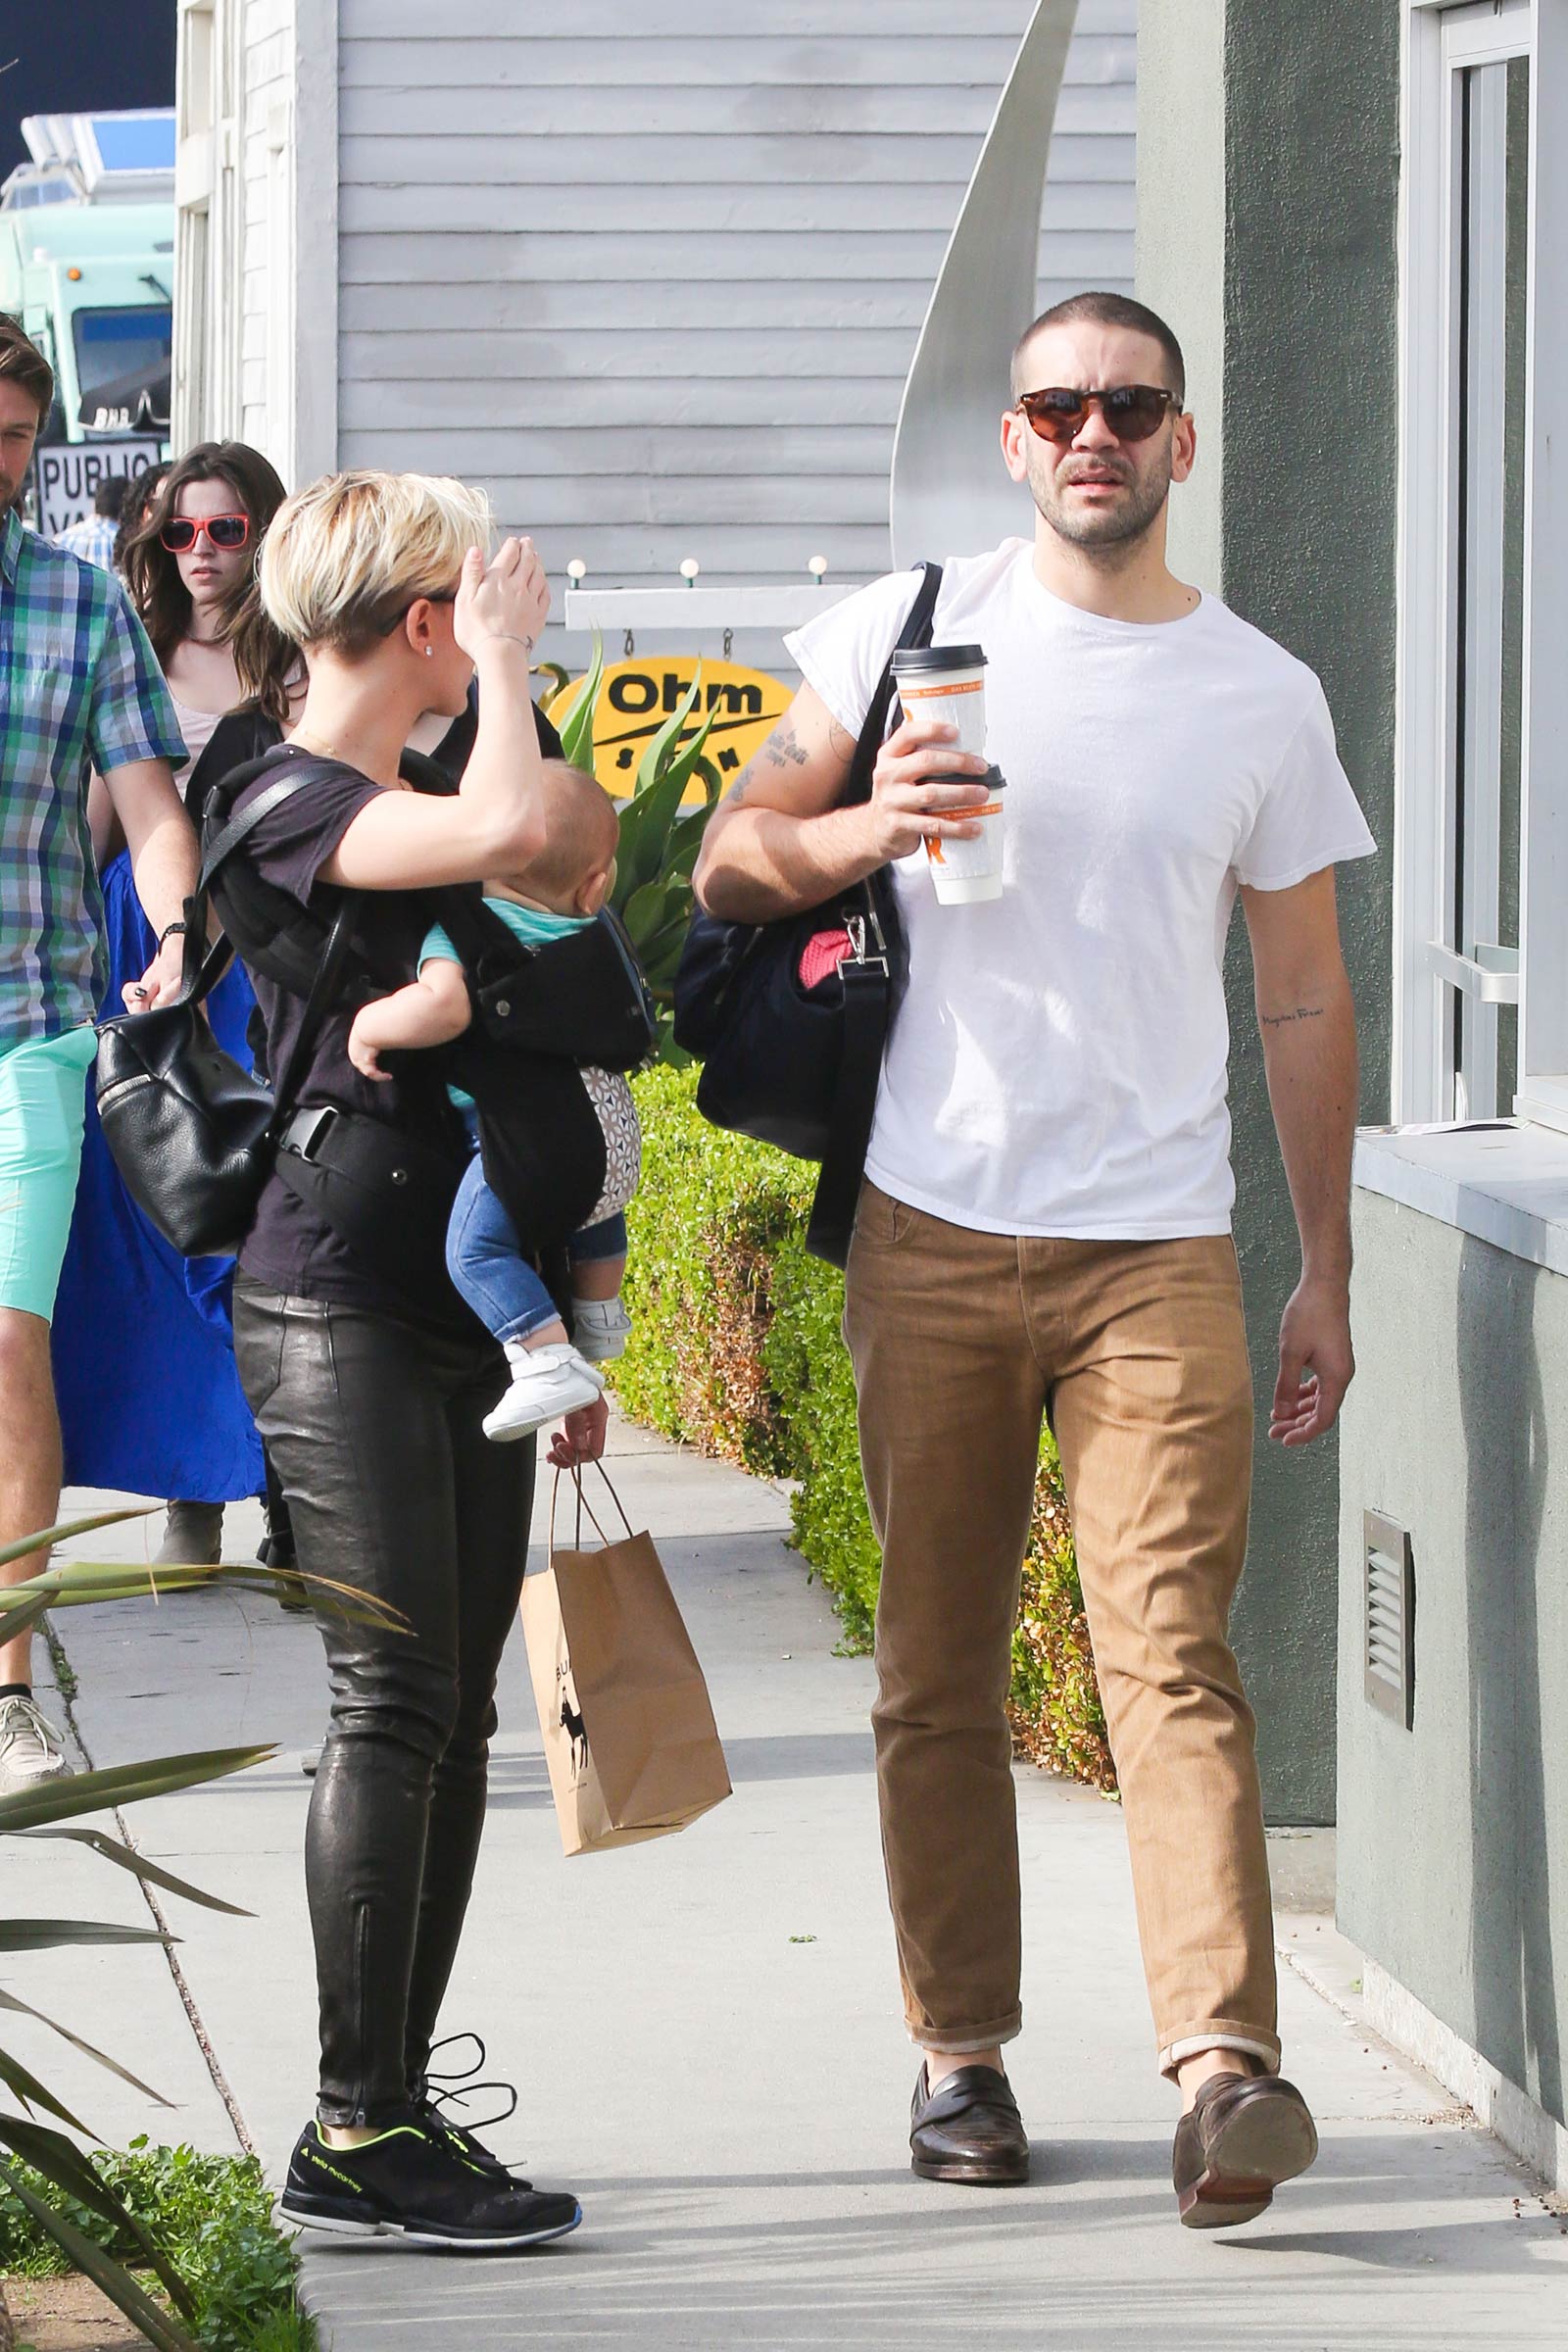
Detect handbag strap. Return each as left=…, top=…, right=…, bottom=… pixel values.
left=173, top=755, right=367, bottom=1013
left=264, top=898, right=362, bottom=1138
left=547, top=1461, right=636, bottom=1558
left=806, top=561, right=944, bottom=1265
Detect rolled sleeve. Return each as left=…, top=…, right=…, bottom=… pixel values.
left=86, top=589, right=185, bottom=775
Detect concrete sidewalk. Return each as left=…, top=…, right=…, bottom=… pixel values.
left=19, top=1412, right=1565, bottom=2349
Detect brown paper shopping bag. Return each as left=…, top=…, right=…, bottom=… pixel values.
left=519, top=1465, right=732, bottom=1856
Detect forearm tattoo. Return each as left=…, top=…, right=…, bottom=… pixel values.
left=1260, top=1004, right=1326, bottom=1030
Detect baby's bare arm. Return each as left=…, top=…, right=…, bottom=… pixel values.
left=347, top=958, right=472, bottom=1080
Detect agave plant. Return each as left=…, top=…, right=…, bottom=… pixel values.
left=0, top=1511, right=400, bottom=2349
left=557, top=637, right=722, bottom=1057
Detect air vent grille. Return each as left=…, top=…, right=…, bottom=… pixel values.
left=1364, top=1510, right=1415, bottom=1728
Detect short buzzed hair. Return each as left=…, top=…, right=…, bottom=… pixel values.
left=521, top=760, right=620, bottom=904
left=1010, top=291, right=1187, bottom=407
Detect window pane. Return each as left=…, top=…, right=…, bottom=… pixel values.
left=1454, top=55, right=1528, bottom=1116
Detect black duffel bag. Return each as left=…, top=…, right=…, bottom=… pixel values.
left=671, top=560, right=942, bottom=1267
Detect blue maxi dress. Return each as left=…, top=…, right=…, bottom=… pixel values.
left=51, top=846, right=265, bottom=1501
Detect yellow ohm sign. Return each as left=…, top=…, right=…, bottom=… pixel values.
left=545, top=658, right=791, bottom=801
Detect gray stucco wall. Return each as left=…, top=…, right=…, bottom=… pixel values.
left=1339, top=1192, right=1568, bottom=2132
left=1136, top=0, right=1399, bottom=1822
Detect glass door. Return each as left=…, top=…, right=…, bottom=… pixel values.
left=1395, top=0, right=1564, bottom=1125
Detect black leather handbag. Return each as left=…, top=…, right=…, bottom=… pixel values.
left=671, top=561, right=942, bottom=1267
left=94, top=775, right=359, bottom=1258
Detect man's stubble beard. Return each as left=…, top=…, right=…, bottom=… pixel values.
left=1027, top=443, right=1174, bottom=565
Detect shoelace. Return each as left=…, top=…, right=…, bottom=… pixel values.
left=0, top=1694, right=63, bottom=1758
left=415, top=2034, right=522, bottom=2175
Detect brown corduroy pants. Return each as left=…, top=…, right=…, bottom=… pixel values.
left=843, top=1182, right=1280, bottom=2077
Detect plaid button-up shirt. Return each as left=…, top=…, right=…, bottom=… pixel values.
left=53, top=513, right=122, bottom=573
left=0, top=506, right=184, bottom=1052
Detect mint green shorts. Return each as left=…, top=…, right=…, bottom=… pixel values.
left=0, top=1028, right=98, bottom=1324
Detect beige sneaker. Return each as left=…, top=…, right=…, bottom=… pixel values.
left=155, top=1500, right=224, bottom=1566
left=0, top=1692, right=70, bottom=1794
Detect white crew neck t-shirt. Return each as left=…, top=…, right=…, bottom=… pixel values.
left=784, top=540, right=1377, bottom=1241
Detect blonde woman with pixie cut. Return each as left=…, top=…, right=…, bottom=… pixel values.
left=221, top=471, right=586, bottom=2251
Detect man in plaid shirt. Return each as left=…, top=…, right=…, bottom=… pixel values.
left=0, top=318, right=199, bottom=1791
left=53, top=475, right=130, bottom=573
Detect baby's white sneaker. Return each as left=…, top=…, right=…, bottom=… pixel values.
left=484, top=1342, right=606, bottom=1443
left=572, top=1296, right=632, bottom=1363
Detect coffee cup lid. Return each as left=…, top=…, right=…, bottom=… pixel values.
left=890, top=643, right=987, bottom=674
left=929, top=763, right=1006, bottom=791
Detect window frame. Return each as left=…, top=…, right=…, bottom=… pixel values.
left=1395, top=0, right=1568, bottom=1130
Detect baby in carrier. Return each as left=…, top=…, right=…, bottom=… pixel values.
left=347, top=760, right=639, bottom=1442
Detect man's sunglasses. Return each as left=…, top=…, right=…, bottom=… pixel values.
left=1016, top=386, right=1180, bottom=445
left=161, top=514, right=252, bottom=553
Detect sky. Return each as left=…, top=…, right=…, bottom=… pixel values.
left=2, top=4, right=176, bottom=178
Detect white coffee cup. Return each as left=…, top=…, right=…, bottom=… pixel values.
left=924, top=763, right=1006, bottom=905
left=890, top=642, right=988, bottom=759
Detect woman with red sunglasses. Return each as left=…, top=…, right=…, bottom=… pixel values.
left=120, top=442, right=302, bottom=777
left=54, top=444, right=305, bottom=1571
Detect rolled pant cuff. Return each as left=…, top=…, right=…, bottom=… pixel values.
left=906, top=2009, right=1023, bottom=2054
left=1158, top=2023, right=1281, bottom=2081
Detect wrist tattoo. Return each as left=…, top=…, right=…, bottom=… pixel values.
left=1261, top=1004, right=1326, bottom=1029
left=492, top=632, right=536, bottom=656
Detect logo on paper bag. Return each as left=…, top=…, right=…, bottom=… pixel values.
left=558, top=1670, right=589, bottom=1782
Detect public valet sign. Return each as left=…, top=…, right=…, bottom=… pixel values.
left=33, top=437, right=162, bottom=539
left=546, top=657, right=790, bottom=800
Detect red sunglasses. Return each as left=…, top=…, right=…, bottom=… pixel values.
left=1016, top=385, right=1180, bottom=445
left=161, top=514, right=252, bottom=554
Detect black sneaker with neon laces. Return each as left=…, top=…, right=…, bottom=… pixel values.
left=278, top=2113, right=581, bottom=2249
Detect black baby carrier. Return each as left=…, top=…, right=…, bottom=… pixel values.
left=199, top=745, right=655, bottom=1308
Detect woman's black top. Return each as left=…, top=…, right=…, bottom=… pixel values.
left=192, top=692, right=564, bottom=1321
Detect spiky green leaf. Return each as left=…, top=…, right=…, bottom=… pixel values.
left=557, top=632, right=605, bottom=774
left=0, top=1921, right=171, bottom=1953
left=0, top=2046, right=92, bottom=2137
left=0, top=1744, right=274, bottom=1837
left=0, top=1990, right=172, bottom=2107
left=21, top=1828, right=251, bottom=1917
left=0, top=1508, right=153, bottom=1571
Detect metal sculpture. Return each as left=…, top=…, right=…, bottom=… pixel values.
left=890, top=0, right=1079, bottom=568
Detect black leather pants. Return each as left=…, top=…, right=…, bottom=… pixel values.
left=232, top=1278, right=534, bottom=2127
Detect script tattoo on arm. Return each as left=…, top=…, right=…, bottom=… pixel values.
left=725, top=720, right=810, bottom=809
left=761, top=722, right=811, bottom=769
left=1260, top=1004, right=1327, bottom=1030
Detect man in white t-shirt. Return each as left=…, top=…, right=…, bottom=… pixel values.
left=695, top=291, right=1375, bottom=2230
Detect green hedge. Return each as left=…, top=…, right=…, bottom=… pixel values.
left=613, top=1066, right=1115, bottom=1789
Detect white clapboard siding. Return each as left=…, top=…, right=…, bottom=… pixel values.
left=236, top=0, right=293, bottom=461
left=334, top=0, right=1136, bottom=661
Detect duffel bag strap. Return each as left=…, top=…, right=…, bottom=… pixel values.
left=806, top=562, right=945, bottom=1265
left=805, top=899, right=893, bottom=1269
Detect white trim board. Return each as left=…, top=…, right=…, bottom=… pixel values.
left=1353, top=1120, right=1568, bottom=1278
left=1363, top=1958, right=1568, bottom=2193
left=564, top=585, right=852, bottom=635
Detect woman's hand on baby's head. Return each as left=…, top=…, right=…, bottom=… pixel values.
left=453, top=535, right=552, bottom=664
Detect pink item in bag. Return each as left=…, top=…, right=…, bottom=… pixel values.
left=798, top=928, right=854, bottom=993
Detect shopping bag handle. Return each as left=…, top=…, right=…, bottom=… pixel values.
left=548, top=1461, right=636, bottom=1556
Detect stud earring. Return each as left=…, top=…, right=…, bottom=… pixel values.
left=424, top=646, right=433, bottom=659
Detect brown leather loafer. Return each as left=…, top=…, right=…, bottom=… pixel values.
left=1172, top=2071, right=1318, bottom=2229
left=909, top=2064, right=1030, bottom=2186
